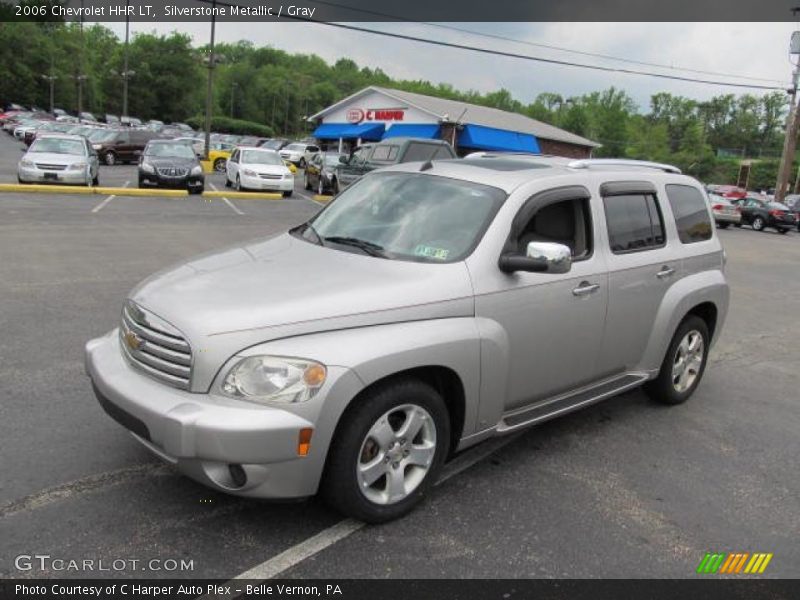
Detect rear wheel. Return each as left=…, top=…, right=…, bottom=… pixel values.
left=778, top=228, right=789, bottom=234
left=752, top=216, right=765, bottom=231
left=282, top=190, right=292, bottom=198
left=104, top=151, right=116, bottom=166
left=645, top=316, right=710, bottom=406
left=322, top=379, right=450, bottom=523
left=717, top=222, right=730, bottom=229
left=235, top=175, right=243, bottom=192
left=224, top=175, right=231, bottom=188
left=318, top=177, right=326, bottom=196
left=213, top=158, right=226, bottom=172
left=92, top=173, right=99, bottom=186
left=299, top=158, right=306, bottom=169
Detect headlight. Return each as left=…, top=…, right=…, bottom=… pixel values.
left=69, top=162, right=87, bottom=170
left=140, top=162, right=155, bottom=174
left=92, top=144, right=101, bottom=150
left=242, top=168, right=257, bottom=177
left=19, top=158, right=34, bottom=168
left=220, top=356, right=327, bottom=404
left=190, top=165, right=202, bottom=175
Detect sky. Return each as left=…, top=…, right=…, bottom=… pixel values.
left=102, top=21, right=800, bottom=111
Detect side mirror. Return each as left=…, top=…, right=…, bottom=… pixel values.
left=499, top=242, right=572, bottom=274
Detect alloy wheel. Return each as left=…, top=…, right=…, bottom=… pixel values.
left=672, top=330, right=704, bottom=393
left=356, top=404, right=437, bottom=505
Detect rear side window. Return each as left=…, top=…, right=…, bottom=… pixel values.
left=402, top=143, right=446, bottom=162
left=666, top=184, right=713, bottom=243
left=603, top=193, right=666, bottom=253
left=370, top=144, right=399, bottom=162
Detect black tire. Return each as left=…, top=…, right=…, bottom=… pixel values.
left=137, top=177, right=145, bottom=188
left=92, top=174, right=99, bottom=187
left=235, top=175, right=244, bottom=192
left=752, top=216, right=765, bottom=231
left=734, top=223, right=742, bottom=228
left=213, top=158, right=226, bottom=172
left=304, top=173, right=312, bottom=191
left=299, top=158, right=306, bottom=169
left=717, top=222, right=730, bottom=229
left=332, top=178, right=340, bottom=196
left=317, top=177, right=326, bottom=196
left=224, top=175, right=232, bottom=188
left=189, top=186, right=204, bottom=195
left=321, top=379, right=450, bottom=523
left=644, top=315, right=710, bottom=406
left=104, top=151, right=116, bottom=166
left=282, top=190, right=293, bottom=198
left=778, top=228, right=789, bottom=234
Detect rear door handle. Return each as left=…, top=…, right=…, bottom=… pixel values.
left=656, top=266, right=676, bottom=279
left=572, top=282, right=600, bottom=296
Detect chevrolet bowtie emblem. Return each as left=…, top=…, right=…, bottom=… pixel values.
left=124, top=330, right=144, bottom=350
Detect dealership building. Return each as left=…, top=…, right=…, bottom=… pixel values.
left=309, top=86, right=599, bottom=157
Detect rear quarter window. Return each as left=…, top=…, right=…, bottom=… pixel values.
left=370, top=144, right=399, bottom=162
left=665, top=184, right=713, bottom=244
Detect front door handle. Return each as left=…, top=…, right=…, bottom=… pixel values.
left=572, top=281, right=600, bottom=296
left=656, top=266, right=676, bottom=279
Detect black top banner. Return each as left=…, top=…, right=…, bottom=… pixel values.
left=2, top=0, right=800, bottom=22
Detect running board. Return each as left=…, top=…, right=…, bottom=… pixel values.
left=497, top=373, right=648, bottom=433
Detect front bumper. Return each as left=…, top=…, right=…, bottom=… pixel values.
left=18, top=165, right=88, bottom=184
left=140, top=171, right=204, bottom=189
left=240, top=173, right=293, bottom=191
left=85, top=331, right=356, bottom=498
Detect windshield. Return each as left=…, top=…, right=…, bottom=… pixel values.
left=241, top=150, right=282, bottom=165
left=323, top=154, right=341, bottom=166
left=89, top=130, right=117, bottom=142
left=262, top=140, right=284, bottom=150
left=29, top=138, right=85, bottom=155
left=302, top=172, right=505, bottom=262
left=285, top=143, right=305, bottom=151
left=145, top=143, right=196, bottom=159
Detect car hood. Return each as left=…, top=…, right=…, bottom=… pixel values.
left=144, top=157, right=197, bottom=168
left=24, top=152, right=80, bottom=164
left=129, top=234, right=474, bottom=390
left=240, top=163, right=289, bottom=175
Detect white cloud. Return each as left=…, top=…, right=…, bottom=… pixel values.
left=102, top=21, right=798, bottom=111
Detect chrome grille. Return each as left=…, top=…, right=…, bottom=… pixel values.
left=156, top=167, right=188, bottom=177
left=120, top=301, right=192, bottom=390
left=35, top=163, right=67, bottom=171
left=259, top=174, right=282, bottom=180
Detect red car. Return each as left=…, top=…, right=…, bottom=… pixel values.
left=707, top=184, right=747, bottom=200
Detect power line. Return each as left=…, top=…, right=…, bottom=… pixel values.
left=305, top=0, right=789, bottom=85
left=196, top=0, right=787, bottom=91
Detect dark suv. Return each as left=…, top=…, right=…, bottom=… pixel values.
left=335, top=137, right=457, bottom=192
left=91, top=129, right=159, bottom=165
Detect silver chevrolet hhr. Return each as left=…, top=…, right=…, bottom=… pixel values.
left=86, top=155, right=729, bottom=522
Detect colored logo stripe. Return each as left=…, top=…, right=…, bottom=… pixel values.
left=697, top=553, right=773, bottom=574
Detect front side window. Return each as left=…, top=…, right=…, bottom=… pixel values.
left=515, top=197, right=593, bottom=260
left=603, top=193, right=666, bottom=253
left=299, top=172, right=506, bottom=263
left=665, top=184, right=713, bottom=243
left=370, top=144, right=399, bottom=162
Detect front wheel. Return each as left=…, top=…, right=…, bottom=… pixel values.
left=104, top=152, right=116, bottom=166
left=778, top=228, right=789, bottom=234
left=282, top=190, right=292, bottom=198
left=645, top=316, right=710, bottom=405
left=213, top=158, right=226, bottom=172
left=752, top=216, right=765, bottom=231
left=318, top=177, right=326, bottom=196
left=322, top=379, right=450, bottom=523
left=299, top=158, right=306, bottom=169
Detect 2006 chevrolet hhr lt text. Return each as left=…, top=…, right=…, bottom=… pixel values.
left=86, top=155, right=729, bottom=522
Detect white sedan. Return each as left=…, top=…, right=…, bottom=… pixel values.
left=225, top=147, right=294, bottom=196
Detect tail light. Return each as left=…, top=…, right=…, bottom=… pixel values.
left=768, top=209, right=785, bottom=217
left=712, top=204, right=723, bottom=211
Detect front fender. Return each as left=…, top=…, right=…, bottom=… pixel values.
left=639, top=268, right=729, bottom=374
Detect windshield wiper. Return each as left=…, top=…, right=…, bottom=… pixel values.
left=323, top=236, right=388, bottom=258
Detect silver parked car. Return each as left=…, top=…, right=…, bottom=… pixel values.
left=707, top=193, right=741, bottom=228
left=86, top=157, right=729, bottom=522
left=18, top=134, right=99, bottom=186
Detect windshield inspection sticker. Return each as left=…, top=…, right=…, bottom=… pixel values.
left=414, top=245, right=450, bottom=260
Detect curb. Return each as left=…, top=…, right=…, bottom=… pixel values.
left=203, top=190, right=283, bottom=200
left=0, top=184, right=188, bottom=197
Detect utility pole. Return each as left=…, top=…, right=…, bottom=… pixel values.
left=122, top=0, right=130, bottom=117
left=77, top=0, right=84, bottom=117
left=203, top=0, right=217, bottom=161
left=42, top=75, right=56, bottom=113
left=775, top=19, right=800, bottom=202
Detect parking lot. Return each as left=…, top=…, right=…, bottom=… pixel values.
left=1, top=129, right=799, bottom=580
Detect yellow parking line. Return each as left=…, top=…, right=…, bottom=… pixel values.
left=202, top=191, right=282, bottom=200
left=313, top=194, right=333, bottom=202
left=0, top=184, right=188, bottom=197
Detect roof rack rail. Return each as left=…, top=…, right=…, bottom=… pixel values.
left=567, top=159, right=682, bottom=174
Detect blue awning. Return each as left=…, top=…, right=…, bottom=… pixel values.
left=381, top=124, right=441, bottom=140
left=458, top=124, right=540, bottom=153
left=311, top=122, right=385, bottom=141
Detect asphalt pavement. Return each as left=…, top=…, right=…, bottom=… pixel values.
left=0, top=132, right=798, bottom=580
